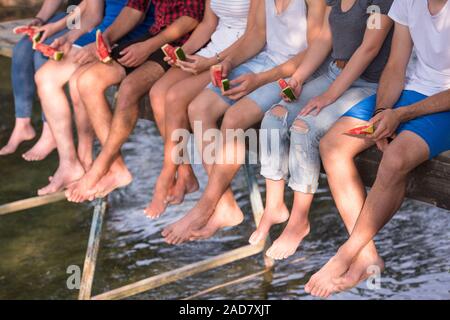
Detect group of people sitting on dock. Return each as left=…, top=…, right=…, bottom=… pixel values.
left=1, top=0, right=450, bottom=298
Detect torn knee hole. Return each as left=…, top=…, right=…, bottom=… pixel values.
left=292, top=120, right=309, bottom=133
left=270, top=105, right=288, bottom=118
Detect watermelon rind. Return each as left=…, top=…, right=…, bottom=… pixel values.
left=282, top=87, right=296, bottom=101
left=175, top=47, right=186, bottom=61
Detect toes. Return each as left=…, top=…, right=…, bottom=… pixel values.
left=249, top=230, right=264, bottom=245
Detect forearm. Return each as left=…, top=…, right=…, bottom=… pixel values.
left=103, top=8, right=145, bottom=43
left=326, top=45, right=382, bottom=100
left=375, top=64, right=406, bottom=111
left=225, top=28, right=266, bottom=68
left=258, top=50, right=308, bottom=86
left=396, top=89, right=450, bottom=122
left=142, top=16, right=199, bottom=53
left=293, top=37, right=332, bottom=83
left=35, top=0, right=65, bottom=22
left=182, top=21, right=217, bottom=55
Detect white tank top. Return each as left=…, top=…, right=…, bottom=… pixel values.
left=198, top=0, right=250, bottom=58
left=264, top=0, right=309, bottom=65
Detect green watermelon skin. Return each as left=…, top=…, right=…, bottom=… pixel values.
left=282, top=87, right=296, bottom=102
left=175, top=47, right=186, bottom=61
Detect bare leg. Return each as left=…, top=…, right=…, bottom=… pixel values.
left=21, top=121, right=56, bottom=161
left=69, top=63, right=95, bottom=171
left=0, top=118, right=36, bottom=155
left=65, top=61, right=126, bottom=202
left=70, top=61, right=165, bottom=202
left=249, top=179, right=290, bottom=245
left=145, top=68, right=203, bottom=218
left=266, top=191, right=312, bottom=260
left=163, top=97, right=262, bottom=244
left=35, top=49, right=85, bottom=195
left=306, top=130, right=429, bottom=298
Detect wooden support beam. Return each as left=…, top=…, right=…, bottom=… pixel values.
left=91, top=243, right=265, bottom=300
left=78, top=198, right=108, bottom=300
left=244, top=163, right=275, bottom=269
left=182, top=269, right=271, bottom=300
left=0, top=192, right=66, bottom=216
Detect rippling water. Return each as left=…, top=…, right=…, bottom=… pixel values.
left=0, top=56, right=449, bottom=300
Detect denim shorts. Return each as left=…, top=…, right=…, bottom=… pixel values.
left=343, top=90, right=450, bottom=159
left=207, top=52, right=281, bottom=112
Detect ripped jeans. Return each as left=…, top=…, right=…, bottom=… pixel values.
left=260, top=62, right=378, bottom=194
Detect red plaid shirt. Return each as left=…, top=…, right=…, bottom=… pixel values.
left=149, top=0, right=204, bottom=46
left=126, top=0, right=151, bottom=12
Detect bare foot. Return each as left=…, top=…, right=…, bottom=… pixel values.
left=144, top=170, right=175, bottom=219
left=22, top=122, right=56, bottom=161
left=189, top=200, right=244, bottom=241
left=162, top=202, right=215, bottom=245
left=38, top=161, right=85, bottom=196
left=0, top=118, right=35, bottom=156
left=78, top=149, right=93, bottom=172
left=94, top=165, right=133, bottom=199
left=166, top=171, right=199, bottom=205
left=249, top=203, right=289, bottom=246
left=305, top=250, right=353, bottom=299
left=266, top=219, right=310, bottom=260
left=332, top=252, right=385, bottom=294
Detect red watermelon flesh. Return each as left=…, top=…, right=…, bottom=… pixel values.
left=33, top=42, right=64, bottom=61
left=278, top=79, right=296, bottom=101
left=346, top=124, right=375, bottom=136
left=162, top=44, right=177, bottom=62
left=13, top=25, right=43, bottom=42
left=278, top=79, right=289, bottom=90
left=212, top=65, right=223, bottom=87
left=96, top=30, right=111, bottom=63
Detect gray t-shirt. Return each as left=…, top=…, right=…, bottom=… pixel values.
left=327, top=0, right=394, bottom=82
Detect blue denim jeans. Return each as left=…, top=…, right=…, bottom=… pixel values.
left=260, top=62, right=378, bottom=194
left=12, top=12, right=68, bottom=120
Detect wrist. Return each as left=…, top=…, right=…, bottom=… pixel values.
left=393, top=107, right=407, bottom=122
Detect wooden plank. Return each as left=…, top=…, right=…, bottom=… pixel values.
left=0, top=192, right=66, bottom=215
left=78, top=198, right=108, bottom=300
left=182, top=269, right=271, bottom=300
left=355, top=148, right=450, bottom=211
left=244, top=163, right=275, bottom=268
left=91, top=243, right=265, bottom=300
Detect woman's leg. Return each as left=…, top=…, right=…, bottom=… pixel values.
left=69, top=63, right=96, bottom=171
left=0, top=37, right=37, bottom=156
left=35, top=48, right=85, bottom=195
left=145, top=68, right=201, bottom=218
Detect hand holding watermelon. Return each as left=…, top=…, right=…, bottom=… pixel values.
left=34, top=23, right=59, bottom=44
left=210, top=60, right=232, bottom=87
left=13, top=25, right=43, bottom=43
left=178, top=54, right=211, bottom=75
left=279, top=78, right=301, bottom=102
left=74, top=43, right=97, bottom=65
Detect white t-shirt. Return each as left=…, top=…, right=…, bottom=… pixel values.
left=197, top=0, right=250, bottom=58
left=263, top=0, right=309, bottom=66
left=388, top=0, right=450, bottom=96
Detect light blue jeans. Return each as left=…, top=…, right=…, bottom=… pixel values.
left=12, top=12, right=68, bottom=120
left=260, top=62, right=378, bottom=194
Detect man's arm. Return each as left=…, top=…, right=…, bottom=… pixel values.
left=64, top=0, right=104, bottom=44
left=224, top=0, right=266, bottom=69
left=257, top=0, right=326, bottom=86
left=103, top=5, right=148, bottom=44
left=396, top=89, right=450, bottom=121
left=32, top=0, right=65, bottom=25
left=375, top=23, right=413, bottom=111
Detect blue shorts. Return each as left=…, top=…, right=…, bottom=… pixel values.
left=343, top=90, right=450, bottom=159
left=207, top=52, right=281, bottom=113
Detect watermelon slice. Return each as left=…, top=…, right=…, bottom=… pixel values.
left=13, top=25, right=43, bottom=43
left=174, top=47, right=187, bottom=61
left=278, top=79, right=296, bottom=101
left=96, top=30, right=111, bottom=63
left=221, top=79, right=230, bottom=93
left=32, top=42, right=64, bottom=61
left=212, top=65, right=223, bottom=87
left=346, top=124, right=375, bottom=136
left=161, top=44, right=177, bottom=62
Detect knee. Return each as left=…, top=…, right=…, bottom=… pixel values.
left=378, top=148, right=409, bottom=183
left=221, top=109, right=241, bottom=130
left=319, top=132, right=341, bottom=161
left=77, top=67, right=108, bottom=97
left=188, top=96, right=209, bottom=121
left=261, top=105, right=288, bottom=130
left=118, top=78, right=139, bottom=103
left=35, top=65, right=54, bottom=93
left=149, top=80, right=166, bottom=108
